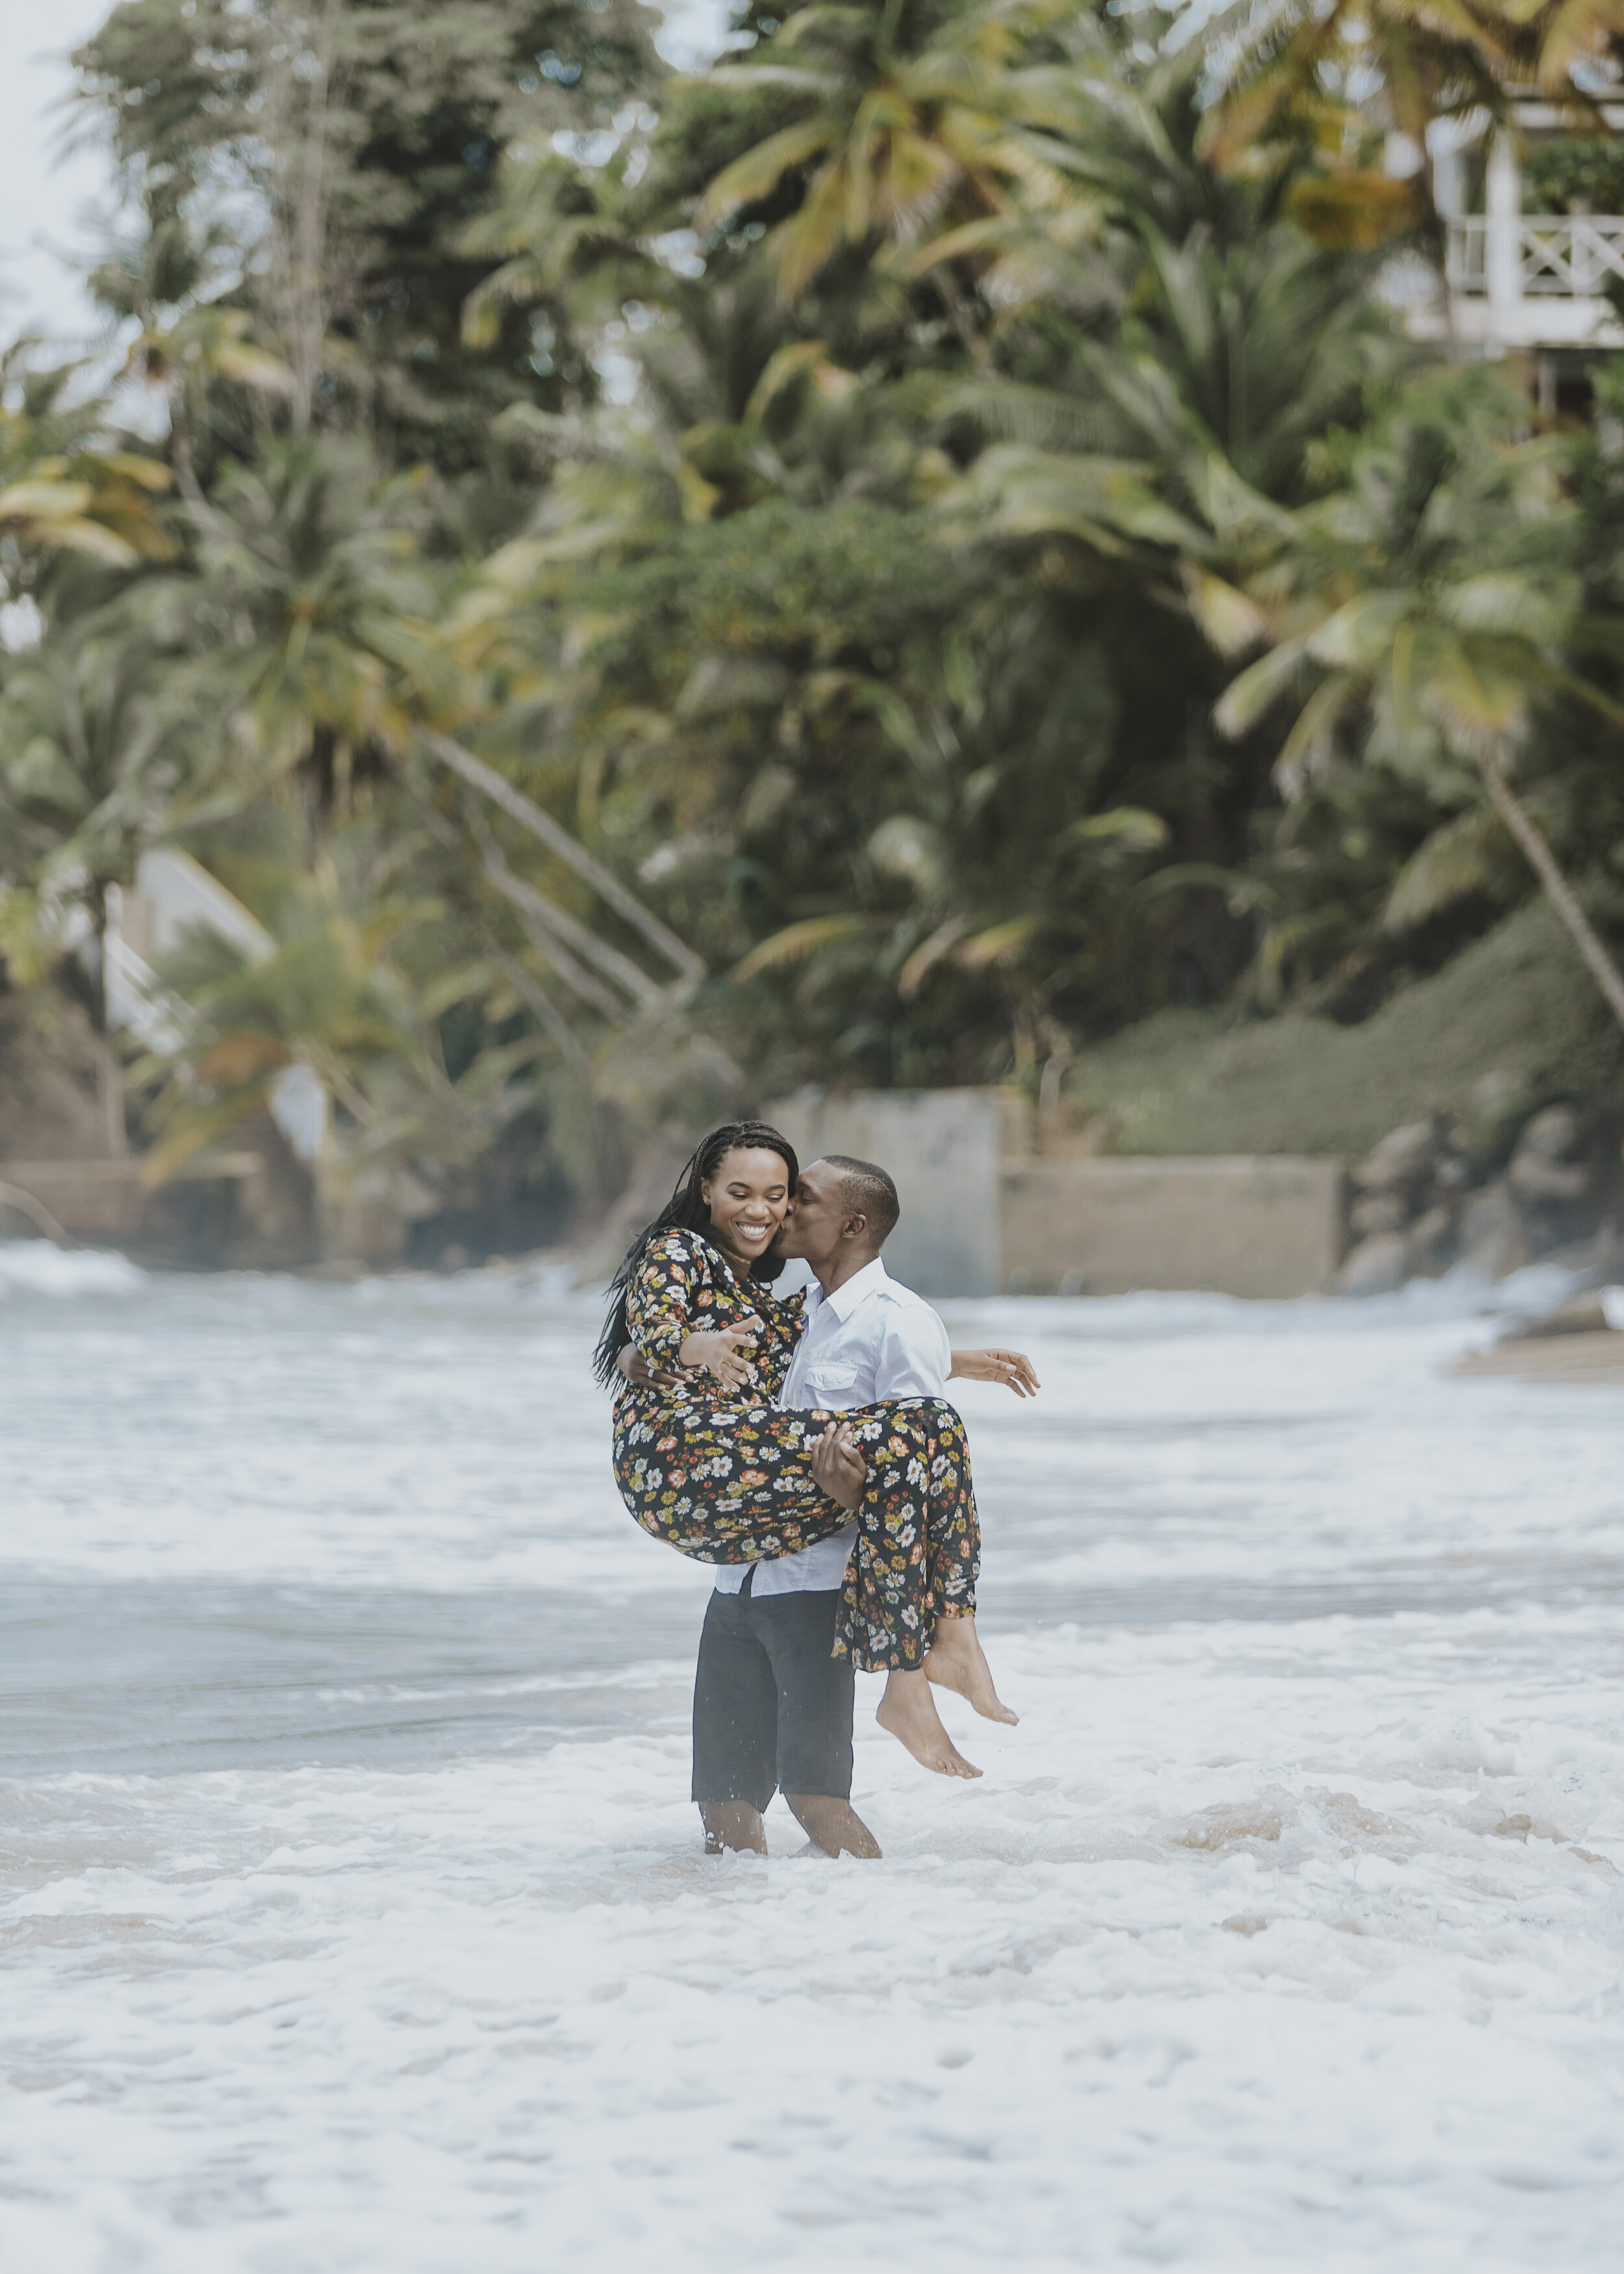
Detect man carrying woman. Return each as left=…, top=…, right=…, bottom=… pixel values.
left=596, top=1119, right=1037, bottom=1811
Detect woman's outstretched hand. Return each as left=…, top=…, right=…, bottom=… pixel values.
left=811, top=1420, right=867, bottom=1511
left=948, top=1347, right=1041, bottom=1398
left=678, top=1314, right=763, bottom=1392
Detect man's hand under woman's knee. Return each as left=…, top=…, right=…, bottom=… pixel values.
left=811, top=1420, right=866, bottom=1509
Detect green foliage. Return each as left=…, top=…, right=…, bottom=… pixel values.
left=73, top=0, right=665, bottom=471
left=1217, top=366, right=1585, bottom=781
left=140, top=820, right=545, bottom=1180
left=193, top=439, right=448, bottom=802
left=0, top=0, right=1617, bottom=1240
left=1065, top=900, right=1618, bottom=1158
left=1524, top=136, right=1624, bottom=214
left=1198, top=0, right=1624, bottom=236
left=0, top=583, right=222, bottom=1019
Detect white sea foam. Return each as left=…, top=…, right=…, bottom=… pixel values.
left=2, top=1271, right=1621, bottom=2267
left=0, top=1240, right=146, bottom=1298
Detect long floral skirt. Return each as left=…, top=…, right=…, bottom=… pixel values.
left=612, top=1392, right=980, bottom=1672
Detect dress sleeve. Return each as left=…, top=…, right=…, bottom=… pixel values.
left=626, top=1233, right=709, bottom=1368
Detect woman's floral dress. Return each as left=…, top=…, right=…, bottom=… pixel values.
left=611, top=1229, right=980, bottom=1672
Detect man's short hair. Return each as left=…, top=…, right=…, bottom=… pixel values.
left=822, top=1155, right=900, bottom=1246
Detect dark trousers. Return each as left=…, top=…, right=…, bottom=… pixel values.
left=691, top=1575, right=856, bottom=1807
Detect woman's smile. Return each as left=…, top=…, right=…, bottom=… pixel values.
left=700, top=1145, right=791, bottom=1266
left=715, top=1202, right=781, bottom=1252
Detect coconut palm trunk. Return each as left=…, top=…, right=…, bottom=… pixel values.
left=1477, top=745, right=1624, bottom=1034
left=88, top=876, right=130, bottom=1159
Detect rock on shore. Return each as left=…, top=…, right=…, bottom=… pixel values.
left=1333, top=1097, right=1621, bottom=1295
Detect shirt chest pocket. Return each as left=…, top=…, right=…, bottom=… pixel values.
left=804, top=1362, right=861, bottom=1408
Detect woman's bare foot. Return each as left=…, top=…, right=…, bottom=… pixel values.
left=925, top=1614, right=1019, bottom=1725
left=876, top=1669, right=982, bottom=1778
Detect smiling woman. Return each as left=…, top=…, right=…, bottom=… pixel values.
left=591, top=1119, right=800, bottom=1390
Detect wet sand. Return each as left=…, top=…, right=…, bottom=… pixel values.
left=1451, top=1329, right=1624, bottom=1386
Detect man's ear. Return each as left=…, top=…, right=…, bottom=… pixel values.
left=841, top=1212, right=868, bottom=1244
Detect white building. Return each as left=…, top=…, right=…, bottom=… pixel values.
left=1402, top=99, right=1624, bottom=400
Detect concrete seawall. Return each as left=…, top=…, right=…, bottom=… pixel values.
left=1000, top=1154, right=1346, bottom=1299
left=769, top=1087, right=1347, bottom=1299
left=767, top=1087, right=1004, bottom=1296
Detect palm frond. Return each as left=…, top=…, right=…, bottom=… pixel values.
left=731, top=913, right=870, bottom=980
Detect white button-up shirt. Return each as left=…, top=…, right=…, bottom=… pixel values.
left=711, top=1255, right=952, bottom=1598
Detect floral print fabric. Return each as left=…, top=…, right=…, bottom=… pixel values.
left=611, top=1229, right=980, bottom=1672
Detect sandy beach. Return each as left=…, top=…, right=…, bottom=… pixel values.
left=1451, top=1329, right=1624, bottom=1386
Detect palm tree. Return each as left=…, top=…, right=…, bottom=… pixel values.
left=1199, top=0, right=1624, bottom=254
left=893, top=42, right=1420, bottom=1021
left=1214, top=368, right=1624, bottom=1031
left=88, top=191, right=294, bottom=504
left=192, top=433, right=693, bottom=1028
left=193, top=436, right=444, bottom=830
left=0, top=594, right=220, bottom=1182
left=459, top=153, right=643, bottom=356
left=136, top=833, right=550, bottom=1193
left=691, top=0, right=1089, bottom=307
left=902, top=29, right=1412, bottom=516
left=925, top=203, right=1407, bottom=577
left=0, top=351, right=176, bottom=569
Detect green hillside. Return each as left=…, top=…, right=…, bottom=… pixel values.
left=1069, top=906, right=1618, bottom=1160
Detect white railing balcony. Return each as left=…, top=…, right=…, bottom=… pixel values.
left=1401, top=121, right=1624, bottom=351
left=1407, top=203, right=1624, bottom=349
left=1446, top=214, right=1624, bottom=297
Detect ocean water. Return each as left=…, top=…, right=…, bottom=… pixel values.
left=2, top=1250, right=1621, bottom=2270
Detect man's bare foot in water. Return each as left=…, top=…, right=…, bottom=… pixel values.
left=876, top=1668, right=982, bottom=1778
left=787, top=1795, right=882, bottom=1858
left=701, top=1802, right=767, bottom=1855
left=925, top=1613, right=1019, bottom=1726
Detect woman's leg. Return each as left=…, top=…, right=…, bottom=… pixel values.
left=613, top=1397, right=854, bottom=1564
left=619, top=1393, right=994, bottom=1665
left=615, top=1394, right=1012, bottom=1759
left=835, top=1398, right=980, bottom=1670
left=837, top=1401, right=1009, bottom=1756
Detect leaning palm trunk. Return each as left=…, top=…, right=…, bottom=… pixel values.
left=420, top=730, right=704, bottom=981
left=1478, top=745, right=1624, bottom=1034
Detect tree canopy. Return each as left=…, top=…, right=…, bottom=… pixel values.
left=0, top=0, right=1619, bottom=1246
